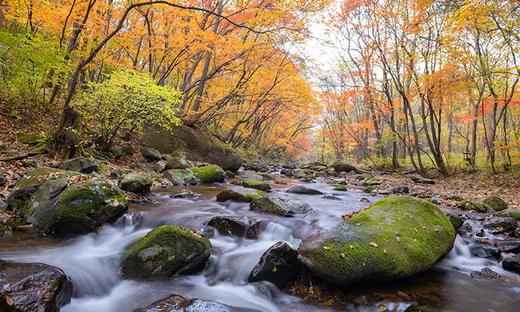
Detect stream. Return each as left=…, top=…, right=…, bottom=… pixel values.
left=1, top=173, right=519, bottom=311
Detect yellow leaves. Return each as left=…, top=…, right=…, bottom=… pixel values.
left=368, top=242, right=378, bottom=247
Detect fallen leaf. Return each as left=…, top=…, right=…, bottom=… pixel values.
left=323, top=246, right=331, bottom=250
left=369, top=242, right=378, bottom=247
left=340, top=252, right=346, bottom=258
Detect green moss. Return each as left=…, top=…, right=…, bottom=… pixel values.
left=334, top=185, right=348, bottom=191
left=191, top=165, right=225, bottom=183
left=18, top=133, right=45, bottom=145
left=363, top=186, right=375, bottom=193
left=244, top=190, right=266, bottom=201
left=497, top=208, right=520, bottom=221
left=458, top=200, right=489, bottom=212
left=300, top=196, right=456, bottom=285
left=242, top=178, right=271, bottom=192
left=482, top=196, right=508, bottom=211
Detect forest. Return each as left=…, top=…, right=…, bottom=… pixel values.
left=0, top=1, right=519, bottom=312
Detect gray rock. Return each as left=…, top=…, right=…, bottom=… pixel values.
left=119, top=171, right=153, bottom=194
left=135, top=294, right=248, bottom=312
left=331, top=160, right=362, bottom=173
left=207, top=216, right=261, bottom=239
left=502, top=254, right=520, bottom=274
left=483, top=196, right=508, bottom=211
left=250, top=195, right=312, bottom=217
left=392, top=186, right=410, bottom=194
left=165, top=152, right=190, bottom=170
left=163, top=169, right=199, bottom=186
left=286, top=185, right=323, bottom=195
left=141, top=147, right=162, bottom=162
left=59, top=157, right=98, bottom=173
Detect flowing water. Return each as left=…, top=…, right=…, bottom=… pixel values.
left=1, top=174, right=519, bottom=311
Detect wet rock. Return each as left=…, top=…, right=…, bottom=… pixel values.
left=153, top=160, right=167, bottom=173
left=250, top=195, right=312, bottom=217
left=0, top=260, right=73, bottom=312
left=248, top=241, right=300, bottom=288
left=322, top=194, right=341, bottom=200
left=280, top=168, right=293, bottom=176
left=143, top=125, right=243, bottom=172
left=135, top=294, right=244, bottom=312
left=360, top=197, right=370, bottom=203
left=121, top=225, right=211, bottom=279
left=429, top=196, right=441, bottom=205
left=286, top=185, right=322, bottom=195
left=26, top=178, right=127, bottom=236
left=141, top=147, right=162, bottom=162
left=333, top=185, right=348, bottom=192
left=58, top=157, right=98, bottom=174
left=470, top=267, right=500, bottom=280
left=170, top=191, right=199, bottom=199
left=458, top=200, right=490, bottom=213
left=165, top=152, right=190, bottom=170
left=119, top=171, right=153, bottom=194
left=483, top=196, right=508, bottom=211
left=482, top=217, right=516, bottom=235
left=469, top=238, right=520, bottom=259
left=207, top=216, right=260, bottom=239
left=216, top=188, right=265, bottom=203
left=410, top=175, right=435, bottom=184
left=444, top=210, right=463, bottom=230
left=392, top=186, right=409, bottom=194
left=242, top=178, right=271, bottom=192
left=243, top=164, right=269, bottom=172
left=497, top=208, right=520, bottom=221
left=0, top=211, right=16, bottom=236
left=0, top=199, right=7, bottom=210
left=502, top=253, right=520, bottom=274
left=163, top=169, right=198, bottom=186
left=191, top=165, right=226, bottom=183
left=331, top=160, right=362, bottom=174
left=298, top=196, right=456, bottom=285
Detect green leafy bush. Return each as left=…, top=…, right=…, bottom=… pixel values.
left=74, top=69, right=182, bottom=150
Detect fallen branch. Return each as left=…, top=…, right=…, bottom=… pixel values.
left=0, top=151, right=46, bottom=162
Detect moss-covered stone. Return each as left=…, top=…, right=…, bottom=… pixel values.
left=242, top=178, right=271, bottom=192
left=458, top=200, right=490, bottom=213
left=59, top=157, right=98, bottom=174
left=216, top=188, right=265, bottom=202
left=7, top=167, right=79, bottom=215
left=497, top=208, right=520, bottom=221
left=120, top=225, right=211, bottom=279
left=27, top=179, right=127, bottom=236
left=298, top=196, right=456, bottom=285
left=191, top=165, right=225, bottom=183
left=482, top=196, right=508, bottom=211
left=250, top=195, right=312, bottom=217
left=165, top=151, right=190, bottom=170
left=334, top=185, right=348, bottom=192
left=163, top=169, right=198, bottom=186
left=119, top=171, right=153, bottom=194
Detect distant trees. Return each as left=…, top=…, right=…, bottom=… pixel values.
left=318, top=0, right=519, bottom=175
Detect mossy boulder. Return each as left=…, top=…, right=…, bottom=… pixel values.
left=334, top=185, right=348, bottom=192
left=482, top=196, right=508, bottom=211
left=165, top=152, right=190, bottom=170
left=7, top=167, right=79, bottom=215
left=59, top=157, right=98, bottom=174
left=497, top=208, right=520, bottom=221
left=120, top=225, right=211, bottom=279
left=250, top=195, right=312, bottom=217
left=298, top=196, right=456, bottom=285
left=287, top=185, right=322, bottom=195
left=216, top=188, right=265, bottom=203
left=191, top=165, right=225, bottom=183
left=26, top=179, right=127, bottom=236
left=331, top=160, right=362, bottom=174
left=242, top=178, right=271, bottom=192
left=141, top=147, right=162, bottom=162
left=458, top=200, right=490, bottom=213
left=119, top=171, right=153, bottom=194
left=163, top=169, right=199, bottom=186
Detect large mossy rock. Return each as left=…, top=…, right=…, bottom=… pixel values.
left=298, top=196, right=456, bottom=285
left=483, top=196, right=508, bottom=211
left=120, top=225, right=211, bottom=279
left=250, top=195, right=312, bottom=217
left=58, top=156, right=98, bottom=174
left=7, top=167, right=127, bottom=236
left=119, top=171, right=154, bottom=194
left=216, top=188, right=265, bottom=203
left=191, top=165, right=225, bottom=183
left=27, top=179, right=127, bottom=236
left=242, top=178, right=271, bottom=192
left=163, top=169, right=199, bottom=186
left=143, top=125, right=243, bottom=172
left=0, top=260, right=73, bottom=312
left=331, top=160, right=362, bottom=174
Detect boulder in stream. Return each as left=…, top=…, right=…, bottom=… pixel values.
left=286, top=185, right=322, bottom=195
left=502, top=253, right=520, bottom=274
left=250, top=195, right=312, bottom=217
left=191, top=165, right=226, bottom=183
left=483, top=196, right=508, bottom=211
left=0, top=260, right=73, bottom=312
left=165, top=152, right=190, bottom=170
left=248, top=241, right=300, bottom=288
left=242, top=178, right=271, bottom=192
left=298, top=196, right=456, bottom=285
left=216, top=188, right=265, bottom=203
left=121, top=225, right=211, bottom=279
left=135, top=294, right=244, bottom=312
left=119, top=171, right=154, bottom=194
left=458, top=200, right=490, bottom=213
left=207, top=215, right=261, bottom=239
left=331, top=160, right=362, bottom=174
left=163, top=169, right=199, bottom=186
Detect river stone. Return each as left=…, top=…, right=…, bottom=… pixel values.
left=135, top=294, right=245, bottom=312
left=248, top=241, right=300, bottom=288
left=331, top=160, right=361, bottom=173
left=207, top=216, right=261, bottom=239
left=502, top=253, right=520, bottom=274
left=482, top=217, right=517, bottom=235
left=163, top=169, right=199, bottom=186
left=216, top=188, right=265, bottom=203
left=497, top=208, right=520, bottom=221
left=141, top=147, right=162, bottom=162
left=242, top=178, right=271, bottom=192
left=286, top=185, right=322, bottom=195
left=121, top=225, right=211, bottom=279
left=119, top=171, right=153, bottom=194
left=165, top=152, right=190, bottom=170
left=191, top=165, right=225, bottom=183
left=250, top=195, right=312, bottom=217
left=58, top=157, right=98, bottom=174
left=298, top=196, right=456, bottom=285
left=0, top=260, right=73, bottom=312
left=6, top=167, right=79, bottom=215
left=458, top=200, right=490, bottom=213
left=483, top=196, right=508, bottom=211
left=26, top=179, right=128, bottom=236
left=142, top=125, right=243, bottom=172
